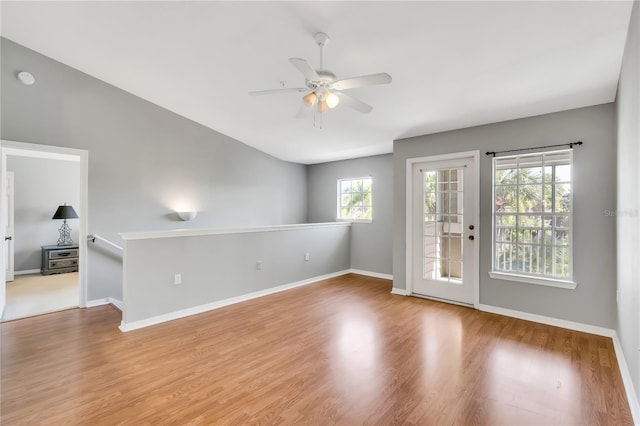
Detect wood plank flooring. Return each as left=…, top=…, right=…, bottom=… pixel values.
left=1, top=274, right=633, bottom=425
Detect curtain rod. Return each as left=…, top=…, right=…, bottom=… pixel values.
left=486, top=141, right=583, bottom=157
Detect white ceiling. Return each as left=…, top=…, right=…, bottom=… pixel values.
left=1, top=1, right=633, bottom=164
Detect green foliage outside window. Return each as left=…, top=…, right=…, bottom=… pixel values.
left=338, top=178, right=372, bottom=220
left=493, top=151, right=572, bottom=279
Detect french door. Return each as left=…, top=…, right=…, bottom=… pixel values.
left=411, top=155, right=478, bottom=305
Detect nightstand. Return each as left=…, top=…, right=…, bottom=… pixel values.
left=41, top=244, right=79, bottom=275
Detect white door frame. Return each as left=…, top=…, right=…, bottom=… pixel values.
left=0, top=140, right=89, bottom=308
left=405, top=150, right=480, bottom=308
left=5, top=172, right=15, bottom=282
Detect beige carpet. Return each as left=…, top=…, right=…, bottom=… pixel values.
left=2, top=272, right=79, bottom=322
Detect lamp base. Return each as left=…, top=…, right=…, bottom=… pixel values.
left=57, top=220, right=74, bottom=246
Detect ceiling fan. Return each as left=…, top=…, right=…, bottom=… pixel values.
left=249, top=32, right=392, bottom=116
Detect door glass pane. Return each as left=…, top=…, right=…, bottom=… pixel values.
left=423, top=167, right=463, bottom=283
left=424, top=256, right=438, bottom=280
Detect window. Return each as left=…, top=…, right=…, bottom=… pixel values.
left=423, top=168, right=464, bottom=282
left=491, top=150, right=573, bottom=286
left=337, top=177, right=372, bottom=221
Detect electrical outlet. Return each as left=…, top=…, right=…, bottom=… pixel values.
left=256, top=261, right=263, bottom=270
left=304, top=253, right=310, bottom=261
left=174, top=273, right=182, bottom=285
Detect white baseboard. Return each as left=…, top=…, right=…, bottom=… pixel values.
left=477, top=304, right=615, bottom=337
left=349, top=269, right=393, bottom=280
left=109, top=298, right=124, bottom=311
left=390, top=288, right=408, bottom=296
left=119, top=269, right=351, bottom=332
left=85, top=298, right=108, bottom=308
left=479, top=303, right=639, bottom=424
left=14, top=269, right=41, bottom=276
left=612, top=333, right=640, bottom=425
left=86, top=297, right=123, bottom=311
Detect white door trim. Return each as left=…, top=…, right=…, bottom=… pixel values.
left=5, top=172, right=15, bottom=282
left=405, top=150, right=480, bottom=308
left=0, top=140, right=89, bottom=308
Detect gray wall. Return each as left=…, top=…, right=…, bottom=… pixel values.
left=123, top=225, right=350, bottom=324
left=616, top=1, right=640, bottom=407
left=7, top=156, right=80, bottom=272
left=308, top=154, right=393, bottom=276
left=394, top=104, right=617, bottom=328
left=1, top=38, right=308, bottom=301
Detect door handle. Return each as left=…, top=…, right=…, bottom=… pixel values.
left=468, top=235, right=475, bottom=240
left=4, top=236, right=12, bottom=241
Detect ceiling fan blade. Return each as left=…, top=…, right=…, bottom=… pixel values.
left=331, top=73, right=392, bottom=91
left=289, top=58, right=320, bottom=81
left=334, top=92, right=373, bottom=114
left=249, top=87, right=308, bottom=96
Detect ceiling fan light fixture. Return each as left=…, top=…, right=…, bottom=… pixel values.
left=249, top=32, right=391, bottom=122
left=318, top=99, right=329, bottom=114
left=325, top=92, right=340, bottom=109
left=302, top=91, right=318, bottom=107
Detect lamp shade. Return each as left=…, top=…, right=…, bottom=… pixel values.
left=177, top=211, right=197, bottom=221
left=302, top=92, right=318, bottom=107
left=52, top=205, right=79, bottom=220
left=325, top=92, right=340, bottom=109
left=318, top=99, right=329, bottom=114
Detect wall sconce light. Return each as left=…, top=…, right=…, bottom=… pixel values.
left=177, top=211, right=197, bottom=221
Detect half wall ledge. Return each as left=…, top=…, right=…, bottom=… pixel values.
left=119, top=222, right=352, bottom=330
left=120, top=222, right=351, bottom=241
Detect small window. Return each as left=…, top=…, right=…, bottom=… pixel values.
left=337, top=177, right=372, bottom=221
left=491, top=150, right=573, bottom=284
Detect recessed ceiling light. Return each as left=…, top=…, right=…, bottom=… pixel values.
left=17, top=71, right=35, bottom=85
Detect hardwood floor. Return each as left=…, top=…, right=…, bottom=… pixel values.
left=1, top=274, right=632, bottom=425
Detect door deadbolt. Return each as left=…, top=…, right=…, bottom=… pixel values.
left=468, top=235, right=475, bottom=240
left=469, top=225, right=475, bottom=230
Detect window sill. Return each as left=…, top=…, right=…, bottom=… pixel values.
left=488, top=271, right=577, bottom=290
left=336, top=219, right=373, bottom=224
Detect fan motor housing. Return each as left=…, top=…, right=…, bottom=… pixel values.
left=306, top=70, right=336, bottom=91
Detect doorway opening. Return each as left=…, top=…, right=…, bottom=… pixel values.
left=1, top=140, right=88, bottom=321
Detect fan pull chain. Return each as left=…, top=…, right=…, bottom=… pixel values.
left=312, top=106, right=323, bottom=129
